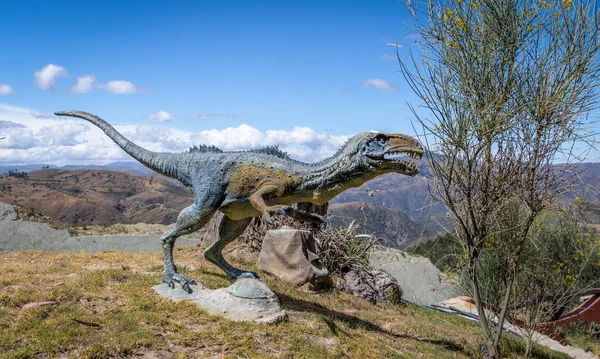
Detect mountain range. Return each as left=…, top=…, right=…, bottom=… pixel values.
left=2, top=160, right=599, bottom=247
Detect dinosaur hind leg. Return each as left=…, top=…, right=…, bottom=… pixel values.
left=204, top=214, right=254, bottom=282
left=162, top=204, right=214, bottom=293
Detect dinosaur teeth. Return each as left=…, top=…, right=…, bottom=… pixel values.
left=384, top=149, right=422, bottom=160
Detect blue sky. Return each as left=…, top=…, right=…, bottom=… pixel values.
left=0, top=0, right=423, bottom=165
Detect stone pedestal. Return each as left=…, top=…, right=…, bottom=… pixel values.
left=153, top=277, right=287, bottom=324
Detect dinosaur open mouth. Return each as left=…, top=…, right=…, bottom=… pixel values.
left=369, top=148, right=423, bottom=173
left=385, top=147, right=423, bottom=160
left=383, top=154, right=419, bottom=173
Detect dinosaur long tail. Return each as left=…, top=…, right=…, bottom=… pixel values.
left=54, top=110, right=183, bottom=181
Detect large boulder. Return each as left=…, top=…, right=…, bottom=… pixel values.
left=369, top=245, right=451, bottom=305
left=258, top=227, right=331, bottom=290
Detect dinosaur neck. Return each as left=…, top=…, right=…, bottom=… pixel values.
left=297, top=153, right=376, bottom=204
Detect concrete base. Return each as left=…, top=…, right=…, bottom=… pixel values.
left=152, top=277, right=287, bottom=324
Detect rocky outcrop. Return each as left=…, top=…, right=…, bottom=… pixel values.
left=258, top=227, right=331, bottom=290
left=369, top=246, right=451, bottom=305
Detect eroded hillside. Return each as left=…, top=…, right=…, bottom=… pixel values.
left=0, top=169, right=193, bottom=225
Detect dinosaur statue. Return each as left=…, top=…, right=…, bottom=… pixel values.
left=55, top=110, right=423, bottom=293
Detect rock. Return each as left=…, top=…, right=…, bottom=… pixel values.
left=373, top=269, right=403, bottom=305
left=258, top=227, right=331, bottom=291
left=342, top=268, right=403, bottom=305
left=153, top=277, right=287, bottom=324
left=369, top=246, right=451, bottom=306
left=0, top=203, right=17, bottom=221
left=343, top=268, right=378, bottom=304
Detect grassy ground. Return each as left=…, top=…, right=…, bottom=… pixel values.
left=0, top=247, right=570, bottom=359
left=557, top=321, right=600, bottom=355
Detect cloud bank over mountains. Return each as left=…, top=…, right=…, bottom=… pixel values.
left=0, top=104, right=349, bottom=166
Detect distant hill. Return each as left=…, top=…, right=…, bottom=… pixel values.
left=0, top=161, right=155, bottom=176
left=563, top=163, right=600, bottom=201
left=0, top=169, right=192, bottom=225
left=330, top=161, right=446, bottom=224
left=0, top=164, right=57, bottom=174
left=327, top=202, right=435, bottom=248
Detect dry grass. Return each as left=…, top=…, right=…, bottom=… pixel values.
left=0, top=247, right=569, bottom=359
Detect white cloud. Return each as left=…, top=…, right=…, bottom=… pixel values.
left=363, top=79, right=397, bottom=92
left=0, top=120, right=25, bottom=129
left=0, top=84, right=14, bottom=95
left=190, top=124, right=266, bottom=150
left=99, top=80, right=140, bottom=94
left=35, top=64, right=68, bottom=90
left=381, top=54, right=395, bottom=60
left=146, top=111, right=176, bottom=123
left=0, top=104, right=350, bottom=166
left=71, top=75, right=95, bottom=93
left=266, top=127, right=324, bottom=148
left=192, top=113, right=238, bottom=120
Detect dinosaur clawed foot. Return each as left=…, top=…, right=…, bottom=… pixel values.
left=227, top=269, right=262, bottom=283
left=163, top=272, right=198, bottom=294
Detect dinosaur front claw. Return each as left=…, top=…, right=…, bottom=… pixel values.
left=263, top=212, right=275, bottom=225
left=264, top=207, right=287, bottom=224
left=264, top=206, right=324, bottom=224
left=276, top=207, right=287, bottom=216
left=265, top=206, right=290, bottom=222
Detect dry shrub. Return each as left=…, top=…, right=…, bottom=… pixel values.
left=314, top=220, right=377, bottom=276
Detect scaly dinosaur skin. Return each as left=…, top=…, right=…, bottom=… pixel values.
left=55, top=111, right=424, bottom=293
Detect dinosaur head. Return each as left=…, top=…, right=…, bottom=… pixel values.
left=353, top=132, right=424, bottom=176
left=298, top=132, right=424, bottom=197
